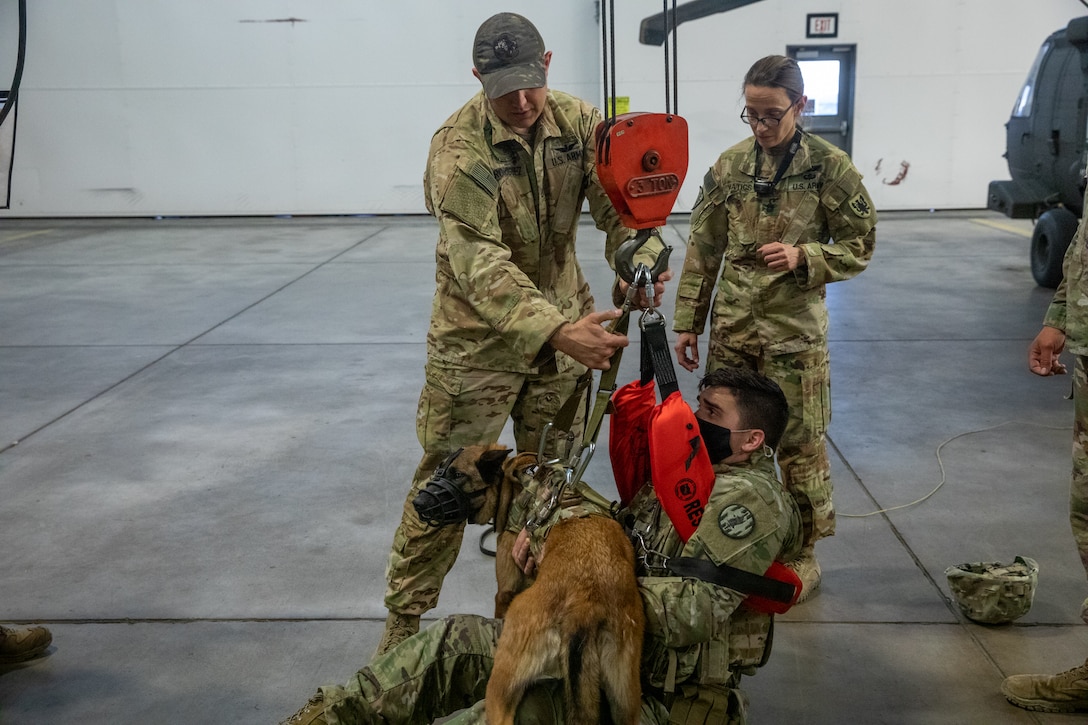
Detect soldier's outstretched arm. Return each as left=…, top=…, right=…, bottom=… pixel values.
left=549, top=309, right=629, bottom=370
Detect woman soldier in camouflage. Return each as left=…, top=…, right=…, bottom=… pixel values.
left=672, top=55, right=877, bottom=599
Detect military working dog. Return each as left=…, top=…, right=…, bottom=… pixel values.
left=414, top=443, right=645, bottom=723
left=485, top=514, right=644, bottom=725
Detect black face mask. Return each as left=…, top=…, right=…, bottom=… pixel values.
left=697, top=417, right=734, bottom=464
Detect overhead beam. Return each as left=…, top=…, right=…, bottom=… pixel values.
left=639, top=0, right=766, bottom=46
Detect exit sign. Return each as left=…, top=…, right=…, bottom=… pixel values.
left=807, top=13, right=838, bottom=38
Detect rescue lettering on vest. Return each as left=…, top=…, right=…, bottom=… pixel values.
left=683, top=498, right=704, bottom=528
left=650, top=391, right=715, bottom=542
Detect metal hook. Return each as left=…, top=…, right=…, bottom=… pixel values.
left=614, top=228, right=673, bottom=286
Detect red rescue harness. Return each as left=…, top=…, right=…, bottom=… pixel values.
left=608, top=314, right=800, bottom=614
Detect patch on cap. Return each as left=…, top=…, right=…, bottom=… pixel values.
left=473, top=13, right=546, bottom=99
left=493, top=33, right=520, bottom=61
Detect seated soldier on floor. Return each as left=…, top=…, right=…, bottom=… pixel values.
left=282, top=367, right=802, bottom=725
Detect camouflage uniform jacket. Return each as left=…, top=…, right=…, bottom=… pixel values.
left=1044, top=214, right=1088, bottom=355
left=625, top=451, right=803, bottom=690
left=423, top=89, right=639, bottom=373
left=674, top=131, right=877, bottom=355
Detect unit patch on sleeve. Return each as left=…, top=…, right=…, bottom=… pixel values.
left=848, top=193, right=873, bottom=218
left=718, top=504, right=755, bottom=539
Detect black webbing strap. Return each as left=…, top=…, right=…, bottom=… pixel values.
left=753, top=128, right=803, bottom=193
left=639, top=317, right=654, bottom=386
left=641, top=313, right=679, bottom=399
left=665, top=556, right=795, bottom=604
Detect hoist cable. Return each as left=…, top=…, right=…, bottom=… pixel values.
left=662, top=0, right=670, bottom=114
left=660, top=0, right=680, bottom=114
left=603, top=0, right=616, bottom=121
left=598, top=0, right=618, bottom=166
left=609, top=0, right=617, bottom=120
left=599, top=0, right=681, bottom=161
left=665, top=0, right=674, bottom=111
left=600, top=0, right=609, bottom=122
left=0, top=0, right=27, bottom=128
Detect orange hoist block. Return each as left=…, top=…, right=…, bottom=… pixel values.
left=596, top=112, right=688, bottom=230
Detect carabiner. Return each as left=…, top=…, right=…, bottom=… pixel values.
left=569, top=441, right=596, bottom=484
left=631, top=529, right=671, bottom=573
left=535, top=422, right=563, bottom=466
left=619, top=264, right=652, bottom=313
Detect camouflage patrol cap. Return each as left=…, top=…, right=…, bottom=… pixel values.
left=473, top=13, right=547, bottom=99
left=945, top=556, right=1039, bottom=625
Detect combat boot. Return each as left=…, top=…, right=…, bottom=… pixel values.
left=785, top=546, right=821, bottom=603
left=374, top=612, right=419, bottom=657
left=281, top=691, right=329, bottom=725
left=1002, top=658, right=1088, bottom=712
left=0, top=624, right=52, bottom=664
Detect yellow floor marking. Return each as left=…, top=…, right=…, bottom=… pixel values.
left=0, top=229, right=53, bottom=244
left=969, top=217, right=1032, bottom=238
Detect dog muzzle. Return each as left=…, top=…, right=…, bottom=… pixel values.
left=412, top=448, right=480, bottom=527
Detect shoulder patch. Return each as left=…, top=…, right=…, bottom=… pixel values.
left=718, top=504, right=755, bottom=539
left=703, top=169, right=719, bottom=195
left=692, top=186, right=705, bottom=211
left=848, top=193, right=873, bottom=218
left=440, top=165, right=497, bottom=229
left=465, top=160, right=498, bottom=196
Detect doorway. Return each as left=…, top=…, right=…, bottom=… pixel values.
left=786, top=44, right=857, bottom=156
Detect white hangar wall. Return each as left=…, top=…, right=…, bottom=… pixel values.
left=0, top=0, right=1078, bottom=217
left=613, top=0, right=1079, bottom=212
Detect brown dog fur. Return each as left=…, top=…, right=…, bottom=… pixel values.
left=485, top=515, right=645, bottom=725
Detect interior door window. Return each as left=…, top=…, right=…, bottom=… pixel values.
left=798, top=59, right=841, bottom=116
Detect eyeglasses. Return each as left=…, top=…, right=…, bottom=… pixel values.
left=740, top=109, right=790, bottom=128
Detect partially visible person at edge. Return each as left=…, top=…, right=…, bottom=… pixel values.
left=671, top=54, right=876, bottom=601
left=281, top=367, right=802, bottom=725
left=0, top=623, right=51, bottom=664
left=376, top=11, right=670, bottom=656
left=1001, top=188, right=1088, bottom=714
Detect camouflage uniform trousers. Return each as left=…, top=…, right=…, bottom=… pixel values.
left=383, top=359, right=587, bottom=616
left=707, top=344, right=833, bottom=546
left=1072, top=357, right=1088, bottom=624
left=307, top=614, right=743, bottom=725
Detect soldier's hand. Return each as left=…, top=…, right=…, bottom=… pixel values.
left=1028, top=326, right=1067, bottom=376
left=674, top=331, right=700, bottom=372
left=758, top=242, right=801, bottom=272
left=512, top=528, right=537, bottom=576
left=616, top=267, right=673, bottom=309
left=549, top=310, right=629, bottom=370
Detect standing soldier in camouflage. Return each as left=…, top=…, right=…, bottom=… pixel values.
left=1001, top=195, right=1088, bottom=713
left=672, top=55, right=876, bottom=600
left=282, top=368, right=802, bottom=725
left=376, top=12, right=666, bottom=655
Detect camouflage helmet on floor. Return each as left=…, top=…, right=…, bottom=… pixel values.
left=945, top=556, right=1039, bottom=625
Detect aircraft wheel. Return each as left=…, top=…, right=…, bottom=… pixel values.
left=1031, top=207, right=1078, bottom=288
